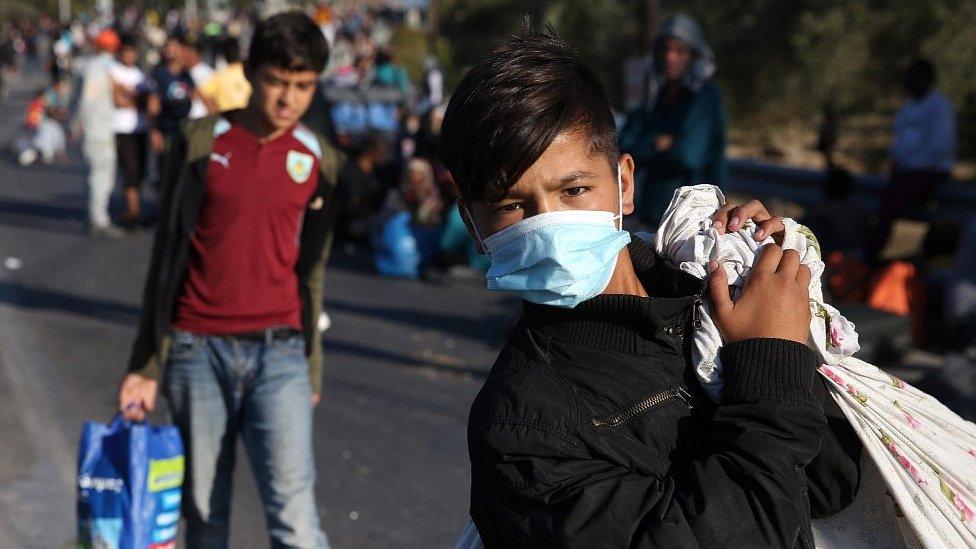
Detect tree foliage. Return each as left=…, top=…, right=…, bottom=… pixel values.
left=437, top=0, right=976, bottom=161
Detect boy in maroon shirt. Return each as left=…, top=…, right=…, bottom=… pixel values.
left=118, top=13, right=342, bottom=548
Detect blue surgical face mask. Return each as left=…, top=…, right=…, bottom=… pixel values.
left=467, top=166, right=632, bottom=308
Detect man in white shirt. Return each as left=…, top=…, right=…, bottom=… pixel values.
left=867, top=59, right=957, bottom=265
left=110, top=35, right=149, bottom=228
left=185, top=38, right=213, bottom=119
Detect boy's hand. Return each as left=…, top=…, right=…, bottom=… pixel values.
left=711, top=199, right=784, bottom=242
left=118, top=373, right=158, bottom=421
left=707, top=244, right=812, bottom=344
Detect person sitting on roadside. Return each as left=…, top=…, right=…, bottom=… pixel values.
left=372, top=157, right=444, bottom=278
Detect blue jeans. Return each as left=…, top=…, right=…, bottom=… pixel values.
left=163, top=329, right=329, bottom=549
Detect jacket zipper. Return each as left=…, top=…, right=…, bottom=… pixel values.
left=691, top=292, right=704, bottom=330
left=591, top=387, right=695, bottom=428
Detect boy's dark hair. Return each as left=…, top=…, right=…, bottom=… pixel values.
left=247, top=12, right=329, bottom=74
left=906, top=58, right=936, bottom=98
left=166, top=33, right=187, bottom=46
left=439, top=22, right=619, bottom=202
left=221, top=37, right=241, bottom=64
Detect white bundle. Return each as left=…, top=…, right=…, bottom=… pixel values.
left=655, top=184, right=976, bottom=548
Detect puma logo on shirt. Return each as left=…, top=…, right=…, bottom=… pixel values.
left=209, top=151, right=232, bottom=168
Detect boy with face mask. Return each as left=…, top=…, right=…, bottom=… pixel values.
left=440, top=25, right=860, bottom=548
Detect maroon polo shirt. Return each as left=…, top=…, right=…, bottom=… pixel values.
left=171, top=118, right=321, bottom=335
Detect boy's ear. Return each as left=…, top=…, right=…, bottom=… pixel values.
left=619, top=153, right=636, bottom=217
left=458, top=198, right=487, bottom=255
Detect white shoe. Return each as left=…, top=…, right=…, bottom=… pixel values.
left=17, top=148, right=37, bottom=166
left=318, top=311, right=332, bottom=332
left=86, top=223, right=126, bottom=239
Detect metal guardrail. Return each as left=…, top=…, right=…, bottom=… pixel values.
left=322, top=85, right=407, bottom=104
left=727, top=159, right=976, bottom=223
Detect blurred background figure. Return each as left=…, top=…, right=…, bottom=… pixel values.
left=336, top=132, right=388, bottom=248
left=801, top=168, right=869, bottom=257
left=945, top=216, right=976, bottom=349
left=15, top=81, right=67, bottom=166
left=372, top=157, right=443, bottom=279
left=866, top=59, right=957, bottom=266
left=75, top=28, right=123, bottom=238
left=110, top=34, right=150, bottom=229
left=619, top=14, right=726, bottom=229
left=416, top=54, right=443, bottom=114
left=199, top=37, right=251, bottom=114
left=149, top=34, right=194, bottom=179
left=184, top=37, right=213, bottom=119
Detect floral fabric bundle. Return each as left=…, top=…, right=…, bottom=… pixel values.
left=654, top=185, right=976, bottom=547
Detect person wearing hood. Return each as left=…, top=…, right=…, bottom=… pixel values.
left=620, top=14, right=727, bottom=228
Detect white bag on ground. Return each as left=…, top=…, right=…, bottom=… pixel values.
left=655, top=184, right=976, bottom=548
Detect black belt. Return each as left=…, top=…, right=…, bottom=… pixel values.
left=226, top=327, right=301, bottom=342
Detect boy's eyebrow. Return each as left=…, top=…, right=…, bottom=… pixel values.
left=494, top=170, right=597, bottom=202
left=547, top=170, right=595, bottom=189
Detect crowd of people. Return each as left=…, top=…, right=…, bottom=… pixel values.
left=3, top=3, right=477, bottom=280
left=8, top=5, right=968, bottom=313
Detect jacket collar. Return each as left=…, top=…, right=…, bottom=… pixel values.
left=521, top=236, right=705, bottom=355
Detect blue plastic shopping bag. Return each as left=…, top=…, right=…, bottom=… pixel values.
left=77, top=414, right=184, bottom=549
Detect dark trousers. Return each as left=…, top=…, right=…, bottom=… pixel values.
left=866, top=169, right=949, bottom=265
left=116, top=132, right=148, bottom=189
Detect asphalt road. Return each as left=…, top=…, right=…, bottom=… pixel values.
left=0, top=70, right=516, bottom=548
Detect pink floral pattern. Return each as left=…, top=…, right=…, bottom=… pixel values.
left=938, top=477, right=975, bottom=523
left=829, top=323, right=845, bottom=348
left=880, top=429, right=928, bottom=486
left=820, top=367, right=869, bottom=405
left=969, top=448, right=976, bottom=459
left=894, top=401, right=922, bottom=429
left=846, top=384, right=868, bottom=406
left=820, top=366, right=845, bottom=386
left=954, top=494, right=974, bottom=523
left=888, top=374, right=907, bottom=389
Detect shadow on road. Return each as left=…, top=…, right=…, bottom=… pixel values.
left=0, top=280, right=140, bottom=325
left=0, top=195, right=87, bottom=218
left=0, top=195, right=88, bottom=235
left=324, top=338, right=489, bottom=379
left=325, top=298, right=515, bottom=345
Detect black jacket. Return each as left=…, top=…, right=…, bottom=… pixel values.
left=468, top=238, right=861, bottom=548
left=127, top=114, right=344, bottom=395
